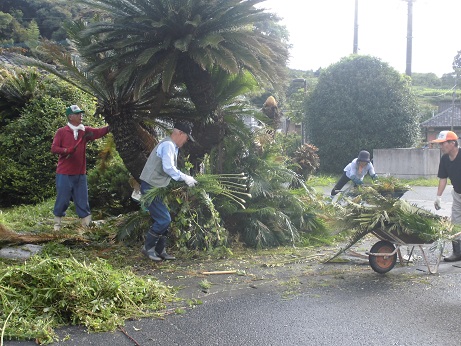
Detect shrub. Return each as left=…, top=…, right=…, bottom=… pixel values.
left=87, top=143, right=139, bottom=216
left=292, top=143, right=320, bottom=179
left=0, top=73, right=101, bottom=206
left=306, top=55, right=420, bottom=173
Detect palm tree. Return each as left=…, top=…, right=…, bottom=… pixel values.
left=0, top=68, right=40, bottom=126
left=78, top=0, right=288, bottom=112
left=10, top=0, right=289, bottom=179
left=75, top=0, right=289, bottom=162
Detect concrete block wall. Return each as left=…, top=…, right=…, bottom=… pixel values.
left=373, top=148, right=441, bottom=179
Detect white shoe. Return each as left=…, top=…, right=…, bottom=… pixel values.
left=53, top=216, right=62, bottom=231
left=81, top=215, right=92, bottom=227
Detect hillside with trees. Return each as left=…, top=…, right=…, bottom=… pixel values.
left=0, top=0, right=94, bottom=45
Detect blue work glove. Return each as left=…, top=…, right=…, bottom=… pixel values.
left=350, top=175, right=363, bottom=185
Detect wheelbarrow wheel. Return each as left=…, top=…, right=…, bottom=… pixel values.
left=369, top=240, right=397, bottom=274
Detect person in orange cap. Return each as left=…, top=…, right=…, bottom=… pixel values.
left=431, top=130, right=461, bottom=261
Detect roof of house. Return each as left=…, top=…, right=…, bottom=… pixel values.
left=420, top=106, right=461, bottom=128
left=0, top=54, right=20, bottom=66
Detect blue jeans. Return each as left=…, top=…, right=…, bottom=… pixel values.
left=140, top=180, right=171, bottom=236
left=53, top=174, right=91, bottom=218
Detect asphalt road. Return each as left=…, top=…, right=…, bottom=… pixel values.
left=402, top=185, right=452, bottom=219
left=112, top=269, right=461, bottom=346
left=6, top=261, right=461, bottom=346
left=4, top=186, right=461, bottom=346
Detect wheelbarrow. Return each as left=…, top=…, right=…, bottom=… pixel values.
left=366, top=227, right=444, bottom=274
left=328, top=186, right=444, bottom=274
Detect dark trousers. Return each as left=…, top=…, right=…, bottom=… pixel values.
left=140, top=180, right=171, bottom=235
left=53, top=174, right=91, bottom=218
left=140, top=180, right=171, bottom=250
left=331, top=172, right=350, bottom=194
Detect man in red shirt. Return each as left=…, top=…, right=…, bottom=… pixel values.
left=51, top=105, right=110, bottom=231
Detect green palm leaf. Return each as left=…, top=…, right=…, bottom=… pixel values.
left=330, top=185, right=455, bottom=261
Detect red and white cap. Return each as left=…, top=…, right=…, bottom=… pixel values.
left=431, top=130, right=459, bottom=143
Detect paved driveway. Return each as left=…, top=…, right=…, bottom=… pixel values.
left=403, top=186, right=452, bottom=218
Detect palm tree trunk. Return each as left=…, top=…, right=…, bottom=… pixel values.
left=181, top=62, right=218, bottom=117
left=180, top=63, right=227, bottom=167
left=104, top=111, right=153, bottom=181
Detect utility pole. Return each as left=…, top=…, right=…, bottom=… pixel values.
left=451, top=78, right=457, bottom=131
left=453, top=52, right=461, bottom=131
left=405, top=0, right=414, bottom=76
left=353, top=0, right=358, bottom=54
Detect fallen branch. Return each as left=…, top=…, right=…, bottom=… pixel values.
left=0, top=223, right=86, bottom=246
left=118, top=326, right=141, bottom=346
left=202, top=270, right=237, bottom=275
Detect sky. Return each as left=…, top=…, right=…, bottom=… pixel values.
left=260, top=0, right=461, bottom=77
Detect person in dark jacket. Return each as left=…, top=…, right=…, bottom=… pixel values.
left=431, top=130, right=461, bottom=262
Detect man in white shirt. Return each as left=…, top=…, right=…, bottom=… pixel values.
left=139, top=122, right=197, bottom=261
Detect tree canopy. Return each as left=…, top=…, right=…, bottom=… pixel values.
left=17, top=0, right=290, bottom=180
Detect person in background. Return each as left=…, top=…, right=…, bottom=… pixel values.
left=331, top=150, right=378, bottom=196
left=51, top=105, right=110, bottom=231
left=431, top=130, right=461, bottom=262
left=139, top=122, right=197, bottom=262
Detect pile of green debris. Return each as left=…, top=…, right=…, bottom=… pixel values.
left=0, top=256, right=176, bottom=344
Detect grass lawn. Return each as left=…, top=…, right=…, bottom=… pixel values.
left=307, top=174, right=439, bottom=187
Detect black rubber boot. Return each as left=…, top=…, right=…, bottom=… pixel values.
left=142, top=231, right=162, bottom=261
left=155, top=235, right=176, bottom=260
left=444, top=240, right=461, bottom=262
left=331, top=188, right=343, bottom=196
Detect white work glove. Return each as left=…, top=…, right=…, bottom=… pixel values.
left=131, top=189, right=141, bottom=202
left=182, top=174, right=198, bottom=187
left=434, top=196, right=442, bottom=210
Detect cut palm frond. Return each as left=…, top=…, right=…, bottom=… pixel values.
left=139, top=173, right=250, bottom=250
left=141, top=173, right=250, bottom=211
left=373, top=176, right=410, bottom=196
left=115, top=211, right=150, bottom=244
left=329, top=185, right=456, bottom=260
